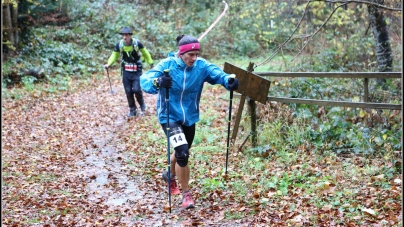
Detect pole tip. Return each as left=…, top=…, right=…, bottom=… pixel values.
left=164, top=203, right=172, bottom=212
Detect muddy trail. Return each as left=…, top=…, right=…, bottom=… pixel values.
left=2, top=72, right=250, bottom=226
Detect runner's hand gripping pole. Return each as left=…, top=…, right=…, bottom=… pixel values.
left=225, top=74, right=236, bottom=175
left=164, top=69, right=172, bottom=213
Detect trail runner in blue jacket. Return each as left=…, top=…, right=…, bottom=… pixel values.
left=140, top=35, right=239, bottom=209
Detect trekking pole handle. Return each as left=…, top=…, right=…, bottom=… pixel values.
left=229, top=74, right=236, bottom=92
left=164, top=69, right=170, bottom=99
left=229, top=74, right=235, bottom=83
left=164, top=69, right=170, bottom=77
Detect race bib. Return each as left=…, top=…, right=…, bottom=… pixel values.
left=170, top=132, right=188, bottom=148
left=124, top=63, right=137, bottom=72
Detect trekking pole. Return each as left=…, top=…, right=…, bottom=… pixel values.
left=164, top=69, right=172, bottom=213
left=106, top=67, right=114, bottom=94
left=225, top=74, right=236, bottom=175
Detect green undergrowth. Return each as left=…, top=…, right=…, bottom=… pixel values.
left=127, top=83, right=401, bottom=225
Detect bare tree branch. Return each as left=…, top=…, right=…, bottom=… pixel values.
left=315, top=0, right=402, bottom=11
left=291, top=3, right=348, bottom=61
left=365, top=22, right=371, bottom=35
left=255, top=0, right=401, bottom=68
left=256, top=1, right=311, bottom=67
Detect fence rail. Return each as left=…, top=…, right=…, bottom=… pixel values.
left=231, top=70, right=402, bottom=148
left=254, top=71, right=402, bottom=108
left=255, top=72, right=402, bottom=79
left=234, top=95, right=401, bottom=110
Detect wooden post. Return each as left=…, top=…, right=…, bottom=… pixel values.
left=231, top=95, right=246, bottom=143
left=246, top=62, right=257, bottom=147
left=364, top=78, right=369, bottom=102
left=248, top=97, right=257, bottom=147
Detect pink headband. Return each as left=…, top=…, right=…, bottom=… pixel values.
left=179, top=43, right=200, bottom=55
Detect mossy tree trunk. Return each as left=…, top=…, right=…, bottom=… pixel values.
left=367, top=0, right=393, bottom=84
left=2, top=0, right=19, bottom=52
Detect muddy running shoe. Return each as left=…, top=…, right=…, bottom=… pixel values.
left=182, top=190, right=195, bottom=209
left=140, top=103, right=147, bottom=112
left=127, top=108, right=137, bottom=117
left=162, top=170, right=180, bottom=195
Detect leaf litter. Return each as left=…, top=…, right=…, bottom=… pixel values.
left=2, top=72, right=402, bottom=226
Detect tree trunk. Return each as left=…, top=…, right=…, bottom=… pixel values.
left=3, top=3, right=15, bottom=46
left=2, top=1, right=19, bottom=52
left=1, top=1, right=4, bottom=65
left=367, top=0, right=393, bottom=85
left=11, top=2, right=19, bottom=45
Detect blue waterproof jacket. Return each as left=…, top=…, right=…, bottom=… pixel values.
left=167, top=51, right=177, bottom=57
left=140, top=56, right=233, bottom=126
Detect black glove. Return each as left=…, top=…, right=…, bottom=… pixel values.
left=228, top=77, right=239, bottom=90
left=157, top=76, right=172, bottom=88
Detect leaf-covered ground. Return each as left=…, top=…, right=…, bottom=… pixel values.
left=2, top=71, right=402, bottom=226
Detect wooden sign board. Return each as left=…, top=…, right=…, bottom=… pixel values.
left=223, top=62, right=271, bottom=104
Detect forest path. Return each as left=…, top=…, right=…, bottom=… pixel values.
left=2, top=70, right=244, bottom=226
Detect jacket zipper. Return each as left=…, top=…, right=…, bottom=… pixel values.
left=180, top=67, right=187, bottom=124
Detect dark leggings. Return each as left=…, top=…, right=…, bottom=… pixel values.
left=161, top=122, right=196, bottom=149
left=122, top=70, right=144, bottom=109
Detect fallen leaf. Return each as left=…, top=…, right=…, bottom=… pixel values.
left=362, top=208, right=377, bottom=217
left=375, top=174, right=384, bottom=179
left=323, top=204, right=332, bottom=211
left=192, top=221, right=204, bottom=226
left=261, top=198, right=270, bottom=202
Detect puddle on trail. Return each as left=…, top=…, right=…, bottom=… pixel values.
left=71, top=93, right=244, bottom=225
left=74, top=102, right=188, bottom=225
left=76, top=115, right=146, bottom=207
